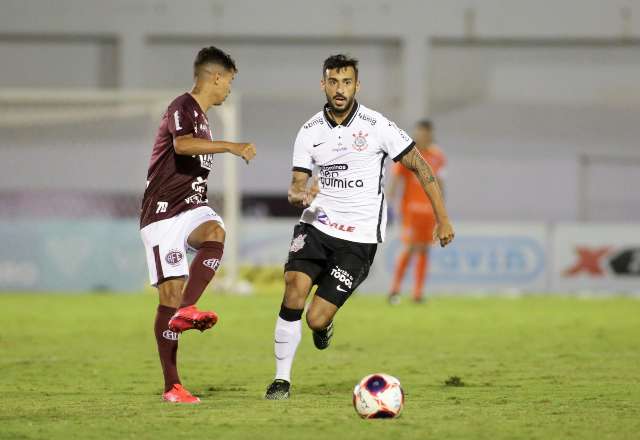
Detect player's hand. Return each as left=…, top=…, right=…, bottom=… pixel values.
left=232, top=142, right=256, bottom=164
left=435, top=220, right=455, bottom=247
left=303, top=176, right=320, bottom=207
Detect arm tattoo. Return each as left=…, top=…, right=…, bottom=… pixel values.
left=400, top=148, right=437, bottom=186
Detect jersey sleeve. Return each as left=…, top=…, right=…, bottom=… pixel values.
left=167, top=101, right=196, bottom=138
left=291, top=127, right=314, bottom=175
left=379, top=117, right=415, bottom=162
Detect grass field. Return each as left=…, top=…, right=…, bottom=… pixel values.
left=1, top=293, right=639, bottom=440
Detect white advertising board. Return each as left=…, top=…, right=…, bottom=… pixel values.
left=360, top=222, right=549, bottom=294
left=551, top=223, right=640, bottom=293
left=241, top=220, right=549, bottom=294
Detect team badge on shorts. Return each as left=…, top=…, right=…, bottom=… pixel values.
left=165, top=250, right=184, bottom=266
left=352, top=131, right=369, bottom=152
left=290, top=234, right=307, bottom=253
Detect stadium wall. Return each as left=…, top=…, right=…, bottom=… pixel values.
left=2, top=0, right=640, bottom=121
left=2, top=1, right=640, bottom=223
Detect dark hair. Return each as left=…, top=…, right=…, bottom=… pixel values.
left=416, top=119, right=433, bottom=130
left=323, top=54, right=359, bottom=78
left=194, top=46, right=237, bottom=75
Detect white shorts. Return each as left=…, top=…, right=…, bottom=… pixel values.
left=140, top=206, right=224, bottom=286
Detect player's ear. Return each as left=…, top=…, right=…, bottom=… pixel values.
left=355, top=80, right=360, bottom=94
left=320, top=78, right=325, bottom=90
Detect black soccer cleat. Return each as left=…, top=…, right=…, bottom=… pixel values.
left=312, top=321, right=334, bottom=350
left=265, top=379, right=290, bottom=400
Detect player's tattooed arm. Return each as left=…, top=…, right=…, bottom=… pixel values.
left=174, top=135, right=256, bottom=163
left=288, top=171, right=319, bottom=208
left=399, top=147, right=455, bottom=247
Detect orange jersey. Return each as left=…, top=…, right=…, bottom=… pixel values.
left=393, top=144, right=447, bottom=217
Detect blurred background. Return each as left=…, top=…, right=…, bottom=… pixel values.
left=1, top=0, right=639, bottom=295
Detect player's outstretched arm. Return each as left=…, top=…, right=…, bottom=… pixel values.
left=174, top=135, right=256, bottom=163
left=288, top=172, right=319, bottom=208
left=399, top=147, right=454, bottom=247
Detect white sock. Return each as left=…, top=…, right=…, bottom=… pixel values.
left=274, top=316, right=302, bottom=383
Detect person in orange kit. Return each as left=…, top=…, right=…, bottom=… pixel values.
left=388, top=119, right=447, bottom=304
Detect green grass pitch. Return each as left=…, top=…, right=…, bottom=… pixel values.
left=1, top=293, right=639, bottom=440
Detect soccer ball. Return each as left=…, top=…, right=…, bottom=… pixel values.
left=352, top=373, right=404, bottom=419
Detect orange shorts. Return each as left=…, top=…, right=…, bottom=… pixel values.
left=401, top=211, right=437, bottom=244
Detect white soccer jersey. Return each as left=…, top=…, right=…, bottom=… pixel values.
left=292, top=101, right=415, bottom=243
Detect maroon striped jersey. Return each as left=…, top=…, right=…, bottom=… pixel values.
left=140, top=93, right=215, bottom=228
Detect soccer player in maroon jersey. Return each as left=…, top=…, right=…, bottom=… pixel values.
left=140, top=46, right=256, bottom=403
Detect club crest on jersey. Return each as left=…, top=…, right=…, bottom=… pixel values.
left=352, top=131, right=368, bottom=152
left=165, top=250, right=184, bottom=266
left=290, top=234, right=307, bottom=253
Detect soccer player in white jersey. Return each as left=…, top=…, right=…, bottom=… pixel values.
left=264, top=55, right=454, bottom=399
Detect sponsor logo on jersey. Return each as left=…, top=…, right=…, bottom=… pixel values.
left=290, top=234, right=307, bottom=253
left=185, top=194, right=207, bottom=204
left=191, top=177, right=207, bottom=194
left=388, top=121, right=411, bottom=142
left=203, top=258, right=221, bottom=271
left=317, top=211, right=330, bottom=224
left=199, top=153, right=215, bottom=170
left=319, top=163, right=364, bottom=189
left=317, top=211, right=356, bottom=233
left=321, top=164, right=348, bottom=172
left=304, top=116, right=324, bottom=129
left=331, top=265, right=354, bottom=289
left=357, top=112, right=377, bottom=126
left=352, top=131, right=369, bottom=152
left=162, top=329, right=179, bottom=341
left=185, top=177, right=208, bottom=205
left=165, top=250, right=184, bottom=266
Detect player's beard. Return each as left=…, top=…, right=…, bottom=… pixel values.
left=325, top=92, right=355, bottom=117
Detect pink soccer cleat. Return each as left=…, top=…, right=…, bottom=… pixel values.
left=168, top=305, right=218, bottom=333
left=162, top=384, right=201, bottom=404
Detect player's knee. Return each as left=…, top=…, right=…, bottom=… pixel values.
left=210, top=224, right=226, bottom=243
left=202, top=222, right=225, bottom=243
left=306, top=309, right=331, bottom=332
left=158, top=283, right=183, bottom=308
left=283, top=273, right=309, bottom=309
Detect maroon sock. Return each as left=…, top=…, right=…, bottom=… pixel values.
left=154, top=305, right=180, bottom=392
left=180, top=241, right=224, bottom=308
